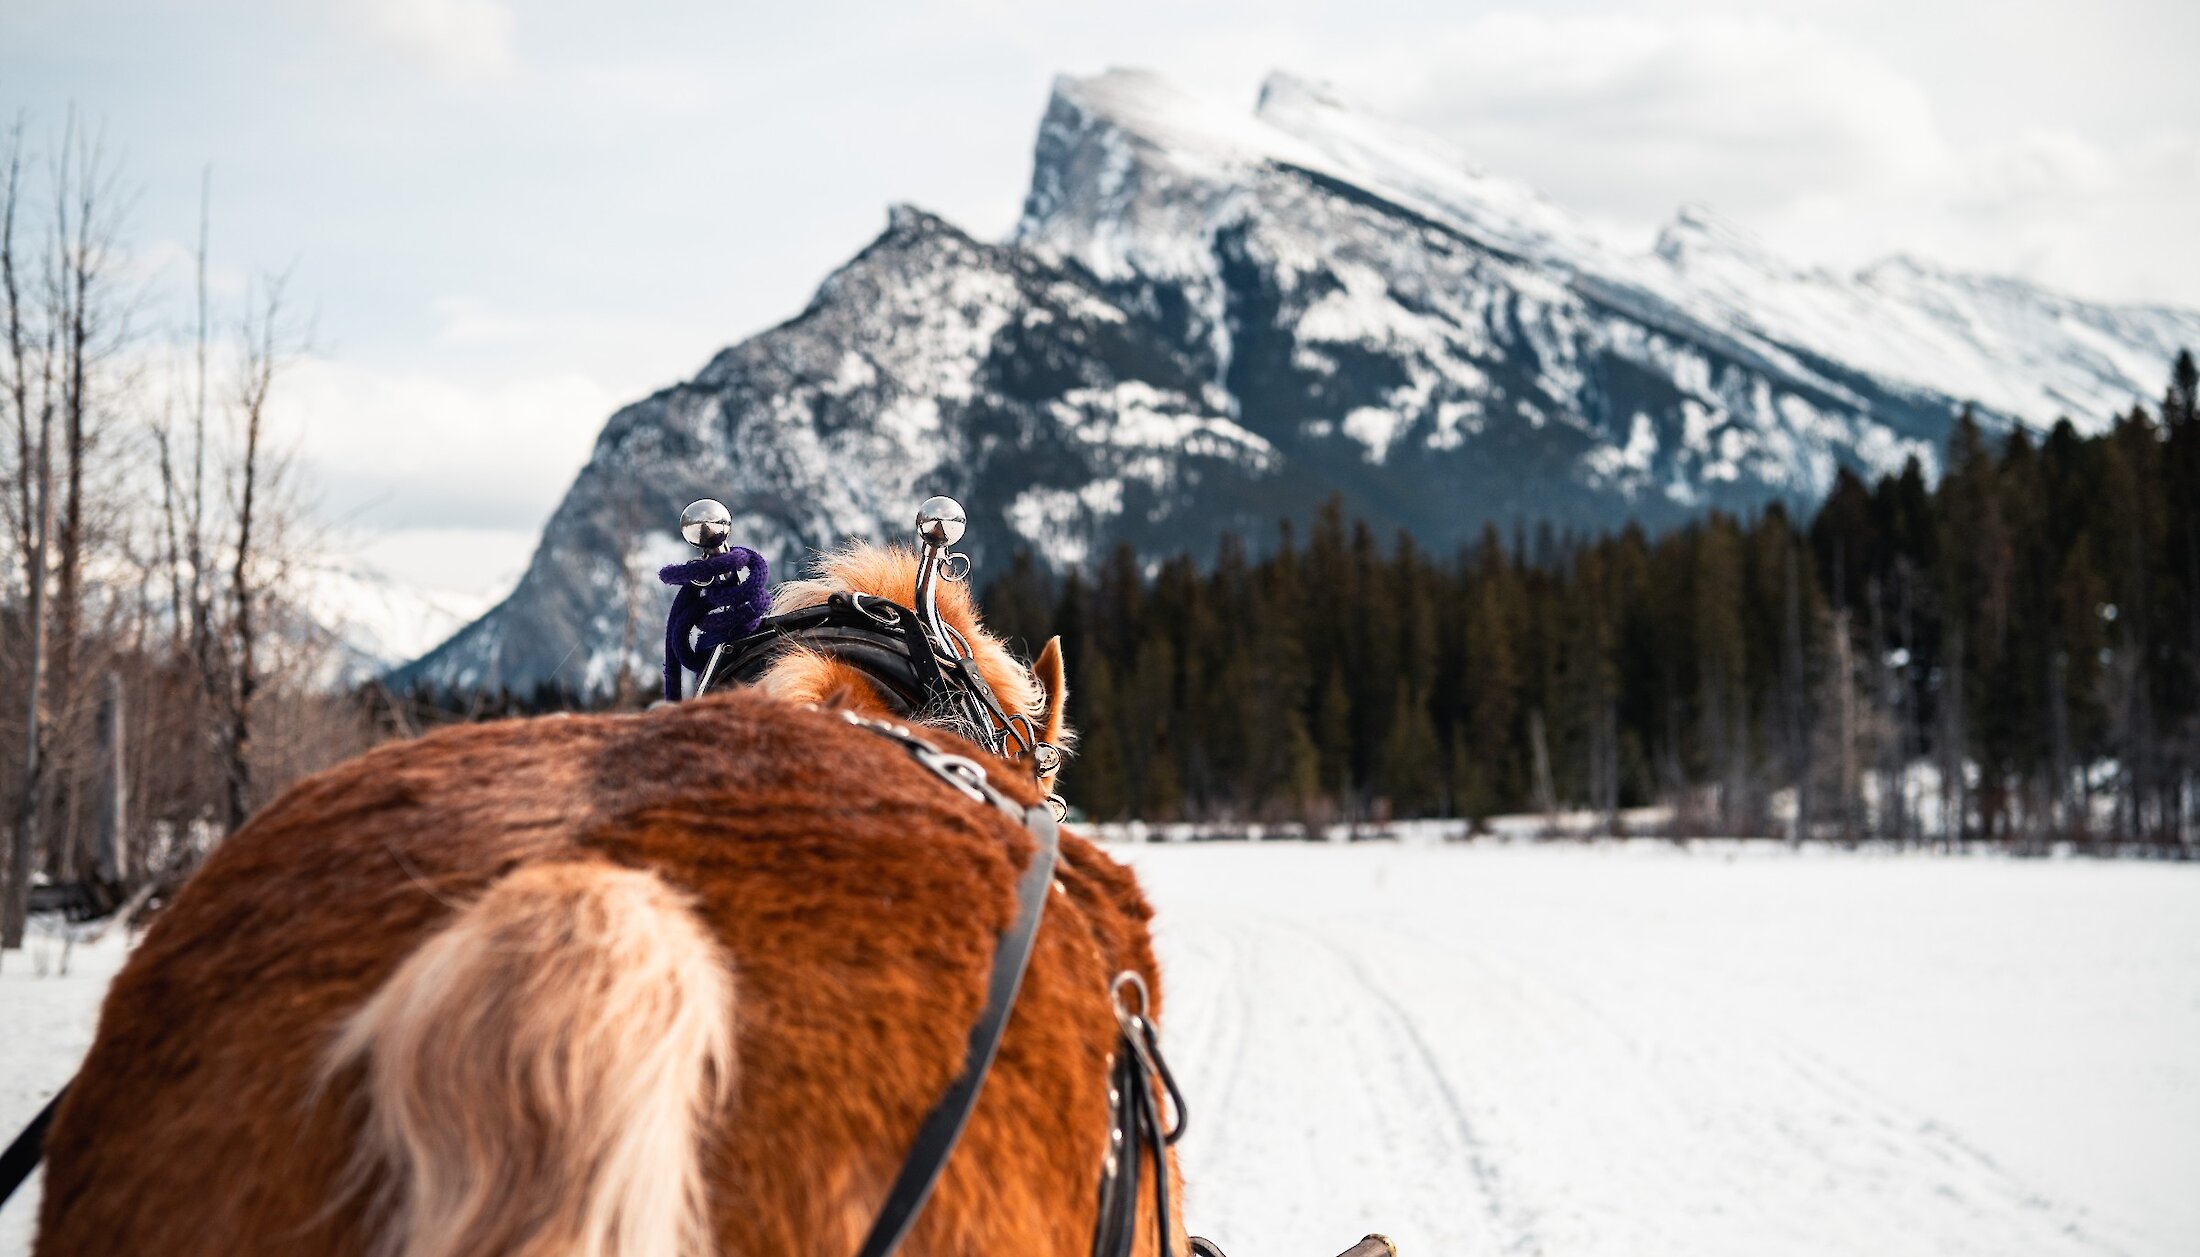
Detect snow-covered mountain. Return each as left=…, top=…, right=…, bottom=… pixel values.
left=299, top=563, right=496, bottom=683
left=396, top=68, right=2200, bottom=695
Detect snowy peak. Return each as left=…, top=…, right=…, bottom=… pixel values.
left=1030, top=68, right=2199, bottom=434
left=882, top=201, right=952, bottom=241
left=1254, top=70, right=1348, bottom=118
left=1251, top=71, right=1590, bottom=264
left=1653, top=204, right=1792, bottom=276
left=400, top=197, right=1287, bottom=694
left=1027, top=68, right=1599, bottom=268
left=1034, top=69, right=1294, bottom=177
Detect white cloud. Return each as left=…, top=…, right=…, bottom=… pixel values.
left=353, top=525, right=535, bottom=607
left=1370, top=15, right=1945, bottom=224
left=119, top=236, right=253, bottom=307
left=270, top=356, right=615, bottom=539
left=1768, top=126, right=2200, bottom=305
left=339, top=0, right=516, bottom=84
left=1341, top=11, right=2200, bottom=305
left=428, top=295, right=537, bottom=346
left=260, top=354, right=619, bottom=607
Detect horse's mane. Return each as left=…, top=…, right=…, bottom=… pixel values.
left=757, top=543, right=1068, bottom=749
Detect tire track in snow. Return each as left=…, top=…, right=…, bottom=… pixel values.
left=1158, top=910, right=1539, bottom=1256
left=1359, top=909, right=2140, bottom=1257
left=1290, top=922, right=1546, bottom=1254
left=1754, top=1038, right=2138, bottom=1257
left=1156, top=924, right=1256, bottom=1156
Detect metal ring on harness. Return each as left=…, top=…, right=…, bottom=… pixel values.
left=848, top=592, right=907, bottom=628
left=1109, top=971, right=1188, bottom=1148
left=1093, top=965, right=1197, bottom=1257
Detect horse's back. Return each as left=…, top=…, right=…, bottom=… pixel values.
left=37, top=692, right=1158, bottom=1257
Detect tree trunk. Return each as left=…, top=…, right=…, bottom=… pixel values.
left=1528, top=708, right=1557, bottom=832
left=1781, top=543, right=1813, bottom=845
left=224, top=421, right=259, bottom=834
left=5, top=401, right=50, bottom=951
left=1941, top=639, right=1967, bottom=845
left=96, top=670, right=125, bottom=887
left=1832, top=608, right=1859, bottom=843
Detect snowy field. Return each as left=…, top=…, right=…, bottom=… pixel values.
left=1128, top=842, right=2200, bottom=1257
left=5, top=842, right=2198, bottom=1257
left=1, top=928, right=132, bottom=1257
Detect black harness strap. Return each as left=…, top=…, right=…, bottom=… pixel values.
left=1090, top=973, right=1195, bottom=1257
left=0, top=1087, right=63, bottom=1210
left=706, top=594, right=942, bottom=711
left=853, top=797, right=1061, bottom=1257
left=1089, top=1048, right=1143, bottom=1257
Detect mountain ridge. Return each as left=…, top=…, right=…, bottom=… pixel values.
left=394, top=67, right=2198, bottom=695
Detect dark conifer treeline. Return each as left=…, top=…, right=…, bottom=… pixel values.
left=985, top=353, right=2200, bottom=846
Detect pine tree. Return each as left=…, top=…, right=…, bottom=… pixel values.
left=1071, top=654, right=1127, bottom=822
left=1315, top=665, right=1352, bottom=816
left=1377, top=680, right=1442, bottom=818
left=2054, top=534, right=2110, bottom=836
left=1456, top=530, right=1520, bottom=817
left=1023, top=352, right=2196, bottom=846
left=1126, top=635, right=1182, bottom=820
left=1694, top=517, right=1749, bottom=830
left=980, top=548, right=1056, bottom=659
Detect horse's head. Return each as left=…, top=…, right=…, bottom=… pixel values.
left=753, top=543, right=1073, bottom=793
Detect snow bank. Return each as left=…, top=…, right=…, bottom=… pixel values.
left=1, top=924, right=132, bottom=1256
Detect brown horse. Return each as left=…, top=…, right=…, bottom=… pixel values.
left=32, top=545, right=1180, bottom=1257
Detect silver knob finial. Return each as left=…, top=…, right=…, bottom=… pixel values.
left=915, top=496, right=966, bottom=549
left=680, top=498, right=733, bottom=553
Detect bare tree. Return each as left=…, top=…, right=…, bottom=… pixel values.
left=47, top=112, right=132, bottom=730
left=2, top=115, right=54, bottom=950
left=0, top=116, right=360, bottom=961
left=187, top=168, right=214, bottom=695
left=4, top=114, right=32, bottom=578
left=218, top=277, right=297, bottom=832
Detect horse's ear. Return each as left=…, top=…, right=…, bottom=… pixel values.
left=1033, top=636, right=1069, bottom=748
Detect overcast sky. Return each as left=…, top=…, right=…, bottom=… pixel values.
left=5, top=0, right=2197, bottom=604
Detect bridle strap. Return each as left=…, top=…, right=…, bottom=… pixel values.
left=852, top=802, right=1058, bottom=1257
left=0, top=1086, right=63, bottom=1212
left=842, top=709, right=1062, bottom=1257
left=705, top=595, right=940, bottom=706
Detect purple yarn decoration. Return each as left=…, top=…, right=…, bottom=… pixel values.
left=659, top=546, right=769, bottom=702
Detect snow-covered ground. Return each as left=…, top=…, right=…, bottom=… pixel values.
left=4, top=843, right=2196, bottom=1257
left=1, top=926, right=133, bottom=1257
left=1127, top=842, right=2200, bottom=1257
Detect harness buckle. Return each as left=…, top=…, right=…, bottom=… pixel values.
left=846, top=592, right=905, bottom=628
left=912, top=748, right=992, bottom=808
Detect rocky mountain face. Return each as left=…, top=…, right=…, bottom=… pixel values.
left=398, top=69, right=2200, bottom=695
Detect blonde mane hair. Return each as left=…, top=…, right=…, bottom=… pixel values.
left=757, top=544, right=1073, bottom=757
